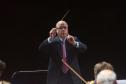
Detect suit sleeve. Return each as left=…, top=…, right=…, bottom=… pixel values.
left=74, top=37, right=88, bottom=54
left=38, top=38, right=51, bottom=54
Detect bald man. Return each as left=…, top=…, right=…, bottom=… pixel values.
left=39, top=20, right=87, bottom=84
left=87, top=61, right=114, bottom=84
left=96, top=70, right=117, bottom=84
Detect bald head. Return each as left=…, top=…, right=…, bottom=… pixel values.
left=56, top=20, right=68, bottom=28
left=96, top=70, right=117, bottom=84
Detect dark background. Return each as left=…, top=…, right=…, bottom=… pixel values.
left=0, top=0, right=126, bottom=82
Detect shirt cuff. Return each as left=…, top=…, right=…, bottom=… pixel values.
left=48, top=37, right=53, bottom=43
left=73, top=42, right=79, bottom=48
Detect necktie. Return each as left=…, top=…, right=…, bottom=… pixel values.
left=62, top=40, right=69, bottom=73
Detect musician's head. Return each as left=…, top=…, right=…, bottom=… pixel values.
left=56, top=20, right=69, bottom=39
left=0, top=60, right=6, bottom=77
left=94, top=61, right=114, bottom=79
left=96, top=70, right=117, bottom=84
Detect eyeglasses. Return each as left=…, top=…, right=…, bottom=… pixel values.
left=57, top=27, right=67, bottom=30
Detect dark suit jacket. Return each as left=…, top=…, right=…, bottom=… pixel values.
left=39, top=36, right=87, bottom=84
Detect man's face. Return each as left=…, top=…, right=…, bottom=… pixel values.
left=56, top=21, right=68, bottom=38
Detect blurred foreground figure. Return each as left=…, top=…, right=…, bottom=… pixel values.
left=0, top=60, right=11, bottom=84
left=96, top=69, right=117, bottom=84
left=88, top=61, right=115, bottom=84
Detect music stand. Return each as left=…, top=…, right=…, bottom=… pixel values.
left=11, top=70, right=48, bottom=84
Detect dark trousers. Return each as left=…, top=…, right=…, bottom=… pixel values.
left=57, top=71, right=73, bottom=84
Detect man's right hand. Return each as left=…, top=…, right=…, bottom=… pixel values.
left=49, top=28, right=57, bottom=38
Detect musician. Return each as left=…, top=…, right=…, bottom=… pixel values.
left=0, top=60, right=11, bottom=84
left=88, top=61, right=115, bottom=84
left=38, top=20, right=87, bottom=84
left=94, top=61, right=114, bottom=79
left=96, top=69, right=117, bottom=84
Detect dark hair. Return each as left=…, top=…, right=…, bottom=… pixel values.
left=0, top=60, right=6, bottom=71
